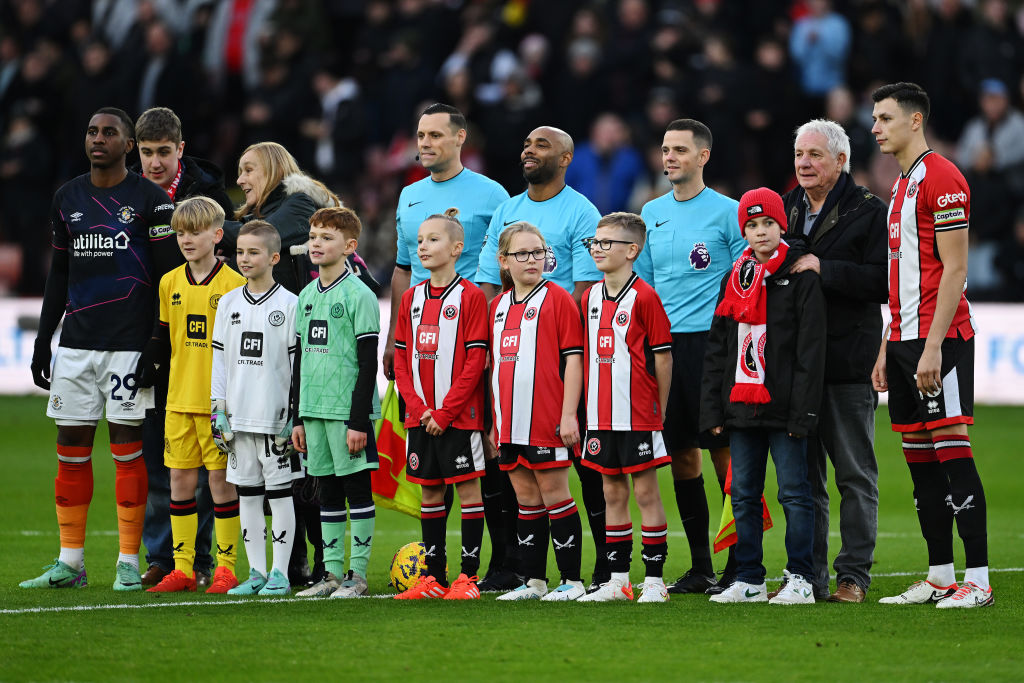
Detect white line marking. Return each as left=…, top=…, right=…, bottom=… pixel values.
left=3, top=568, right=1022, bottom=615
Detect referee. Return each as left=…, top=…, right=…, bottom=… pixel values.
left=635, top=119, right=746, bottom=595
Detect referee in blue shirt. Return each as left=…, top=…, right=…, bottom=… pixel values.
left=636, top=119, right=746, bottom=595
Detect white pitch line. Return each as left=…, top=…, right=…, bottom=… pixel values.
left=3, top=568, right=1022, bottom=615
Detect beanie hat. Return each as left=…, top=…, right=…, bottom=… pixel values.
left=738, top=187, right=787, bottom=235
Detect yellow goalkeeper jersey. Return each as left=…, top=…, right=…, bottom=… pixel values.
left=159, top=261, right=246, bottom=413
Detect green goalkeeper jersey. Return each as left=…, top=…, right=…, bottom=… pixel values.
left=296, top=270, right=381, bottom=421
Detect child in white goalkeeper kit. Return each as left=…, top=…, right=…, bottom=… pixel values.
left=211, top=221, right=299, bottom=596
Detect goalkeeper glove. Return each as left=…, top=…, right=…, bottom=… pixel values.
left=272, top=418, right=296, bottom=456
left=210, top=398, right=233, bottom=453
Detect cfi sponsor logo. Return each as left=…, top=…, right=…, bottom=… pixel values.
left=116, top=205, right=136, bottom=224
left=689, top=242, right=711, bottom=270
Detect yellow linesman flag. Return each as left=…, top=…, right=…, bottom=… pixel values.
left=714, top=459, right=774, bottom=553
left=371, top=381, right=421, bottom=518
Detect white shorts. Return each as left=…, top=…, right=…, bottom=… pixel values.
left=226, top=431, right=303, bottom=488
left=46, top=348, right=154, bottom=425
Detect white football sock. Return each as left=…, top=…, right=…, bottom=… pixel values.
left=268, top=492, right=296, bottom=576
left=117, top=552, right=139, bottom=570
left=239, top=494, right=267, bottom=575
left=611, top=572, right=630, bottom=585
left=59, top=547, right=84, bottom=571
left=963, top=566, right=989, bottom=589
left=927, top=563, right=956, bottom=587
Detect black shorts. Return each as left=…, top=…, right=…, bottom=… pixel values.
left=497, top=443, right=572, bottom=471
left=405, top=427, right=485, bottom=485
left=664, top=332, right=729, bottom=451
left=581, top=430, right=671, bottom=475
left=886, top=336, right=974, bottom=433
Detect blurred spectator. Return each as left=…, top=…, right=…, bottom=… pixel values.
left=961, top=0, right=1024, bottom=97
left=957, top=79, right=1024, bottom=175
left=961, top=142, right=1016, bottom=244
left=913, top=0, right=974, bottom=141
left=825, top=86, right=878, bottom=188
left=551, top=37, right=606, bottom=141
left=605, top=0, right=652, bottom=113
left=301, top=62, right=367, bottom=199
left=0, top=107, right=51, bottom=294
left=692, top=34, right=743, bottom=193
left=742, top=36, right=801, bottom=190
left=134, top=21, right=196, bottom=121
left=789, top=0, right=851, bottom=98
left=565, top=112, right=644, bottom=215
left=848, top=1, right=905, bottom=92
left=994, top=209, right=1024, bottom=300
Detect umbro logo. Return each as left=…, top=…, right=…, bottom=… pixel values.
left=655, top=220, right=669, bottom=227
left=408, top=200, right=424, bottom=207
left=70, top=212, right=83, bottom=222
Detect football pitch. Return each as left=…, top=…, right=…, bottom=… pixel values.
left=1, top=396, right=1021, bottom=682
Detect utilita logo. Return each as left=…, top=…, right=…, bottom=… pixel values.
left=73, top=231, right=130, bottom=254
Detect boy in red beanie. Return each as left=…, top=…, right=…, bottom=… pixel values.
left=702, top=187, right=827, bottom=605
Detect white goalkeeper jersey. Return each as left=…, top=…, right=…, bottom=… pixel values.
left=211, top=282, right=297, bottom=434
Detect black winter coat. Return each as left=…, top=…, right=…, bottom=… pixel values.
left=700, top=241, right=827, bottom=437
left=782, top=173, right=887, bottom=384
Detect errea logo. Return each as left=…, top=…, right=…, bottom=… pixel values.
left=936, top=191, right=966, bottom=208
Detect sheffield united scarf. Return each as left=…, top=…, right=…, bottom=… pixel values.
left=714, top=241, right=790, bottom=404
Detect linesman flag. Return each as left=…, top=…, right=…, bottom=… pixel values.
left=713, top=459, right=774, bottom=553
left=371, top=381, right=421, bottom=518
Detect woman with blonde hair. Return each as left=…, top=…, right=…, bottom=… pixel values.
left=229, top=141, right=341, bottom=293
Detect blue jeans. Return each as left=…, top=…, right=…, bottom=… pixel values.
left=142, top=391, right=214, bottom=573
left=730, top=428, right=814, bottom=585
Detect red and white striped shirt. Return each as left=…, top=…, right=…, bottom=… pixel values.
left=583, top=274, right=673, bottom=431
left=394, top=277, right=488, bottom=430
left=490, top=281, right=583, bottom=447
left=886, top=151, right=975, bottom=341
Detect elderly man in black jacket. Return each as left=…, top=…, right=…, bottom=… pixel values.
left=782, top=119, right=888, bottom=603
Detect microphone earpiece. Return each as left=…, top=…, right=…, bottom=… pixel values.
left=663, top=170, right=669, bottom=176
left=415, top=154, right=420, bottom=161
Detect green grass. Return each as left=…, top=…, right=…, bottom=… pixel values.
left=1, top=396, right=1021, bottom=682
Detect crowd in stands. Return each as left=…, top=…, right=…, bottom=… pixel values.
left=2, top=0, right=1023, bottom=299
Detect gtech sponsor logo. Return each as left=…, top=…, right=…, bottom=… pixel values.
left=936, top=191, right=966, bottom=208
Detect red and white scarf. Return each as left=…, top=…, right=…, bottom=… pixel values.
left=714, top=240, right=790, bottom=404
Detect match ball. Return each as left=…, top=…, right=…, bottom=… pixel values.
left=388, top=541, right=446, bottom=591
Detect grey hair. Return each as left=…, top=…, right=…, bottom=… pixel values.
left=794, top=119, right=851, bottom=173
